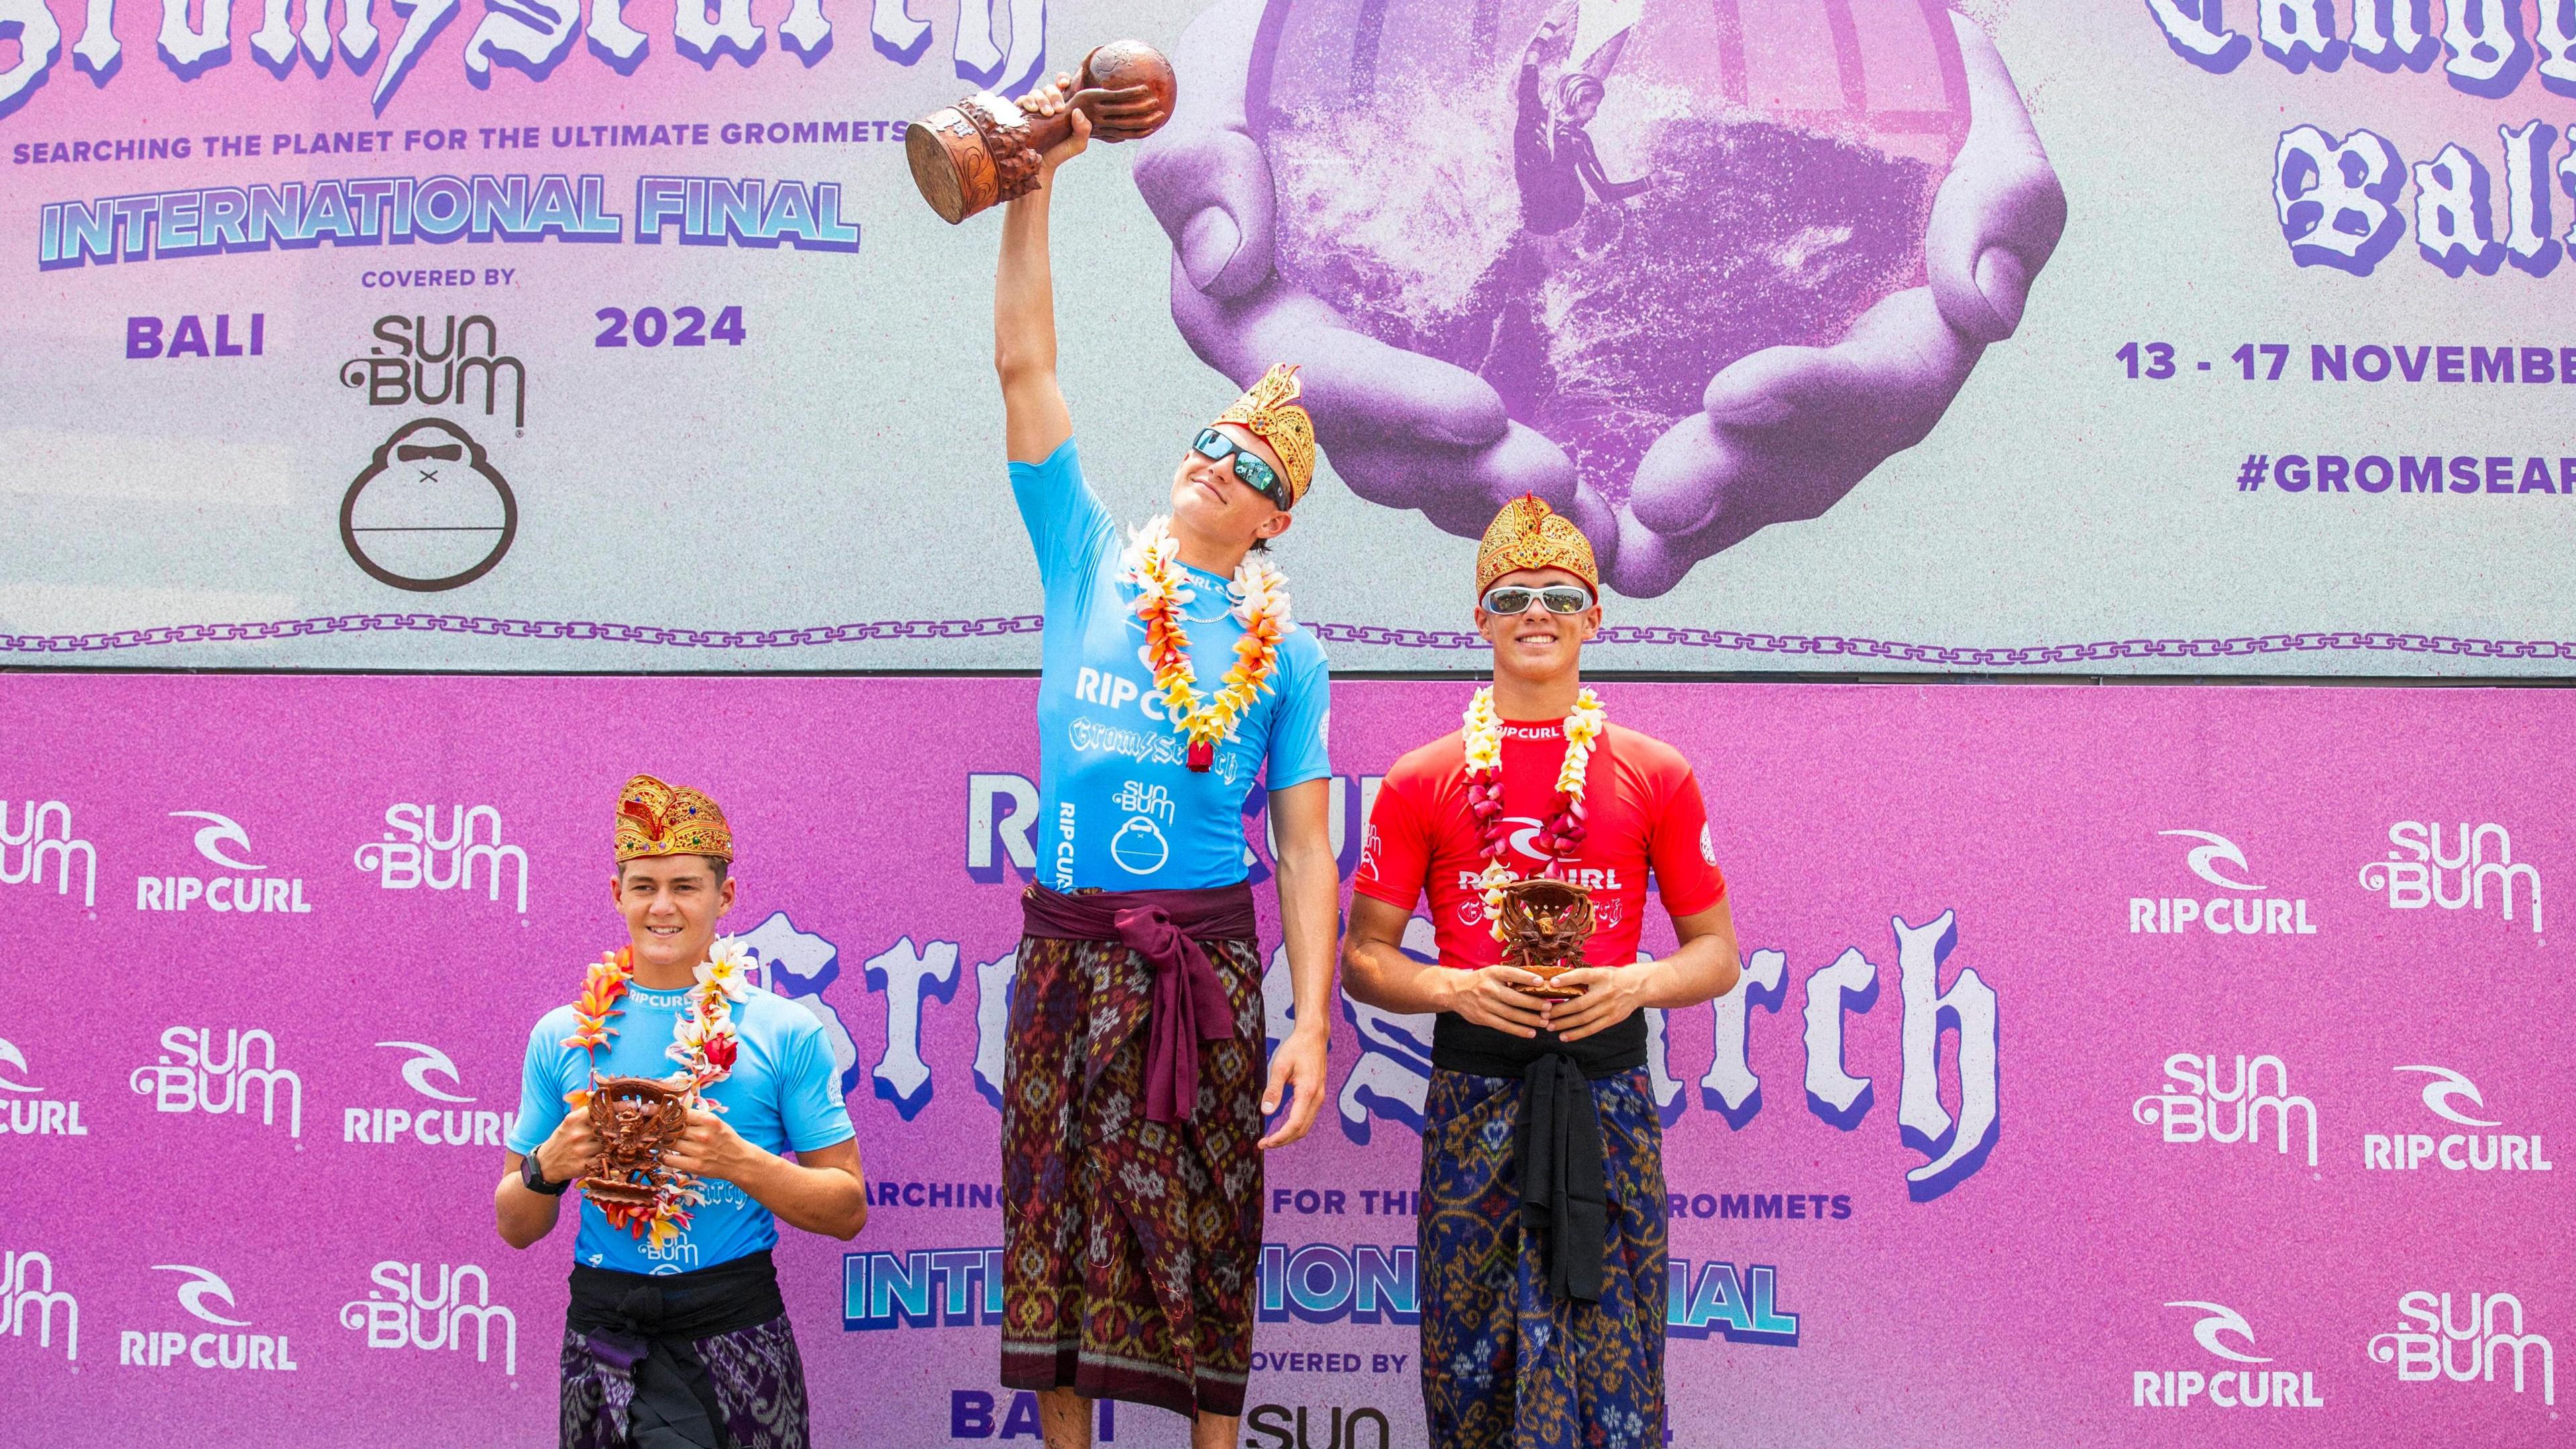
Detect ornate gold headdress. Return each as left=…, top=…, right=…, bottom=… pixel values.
left=1213, top=363, right=1318, bottom=508
left=615, top=773, right=733, bottom=863
left=1476, top=494, right=1599, bottom=594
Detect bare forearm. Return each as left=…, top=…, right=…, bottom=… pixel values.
left=494, top=1157, right=561, bottom=1250
left=1341, top=934, right=1457, bottom=1017
left=1634, top=931, right=1737, bottom=1009
left=995, top=189, right=1059, bottom=377
left=731, top=1146, right=869, bottom=1240
left=1273, top=843, right=1339, bottom=1031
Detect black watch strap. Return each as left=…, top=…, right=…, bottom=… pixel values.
left=521, top=1149, right=572, bottom=1196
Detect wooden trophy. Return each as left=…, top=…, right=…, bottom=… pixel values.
left=580, top=1075, right=692, bottom=1210
left=1495, top=877, right=1596, bottom=1001
left=906, top=41, right=1177, bottom=223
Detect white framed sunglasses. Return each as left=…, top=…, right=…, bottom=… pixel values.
left=1481, top=584, right=1595, bottom=615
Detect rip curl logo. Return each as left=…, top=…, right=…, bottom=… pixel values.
left=129, top=1027, right=302, bottom=1137
left=2364, top=1065, right=2555, bottom=1174
left=1, top=1248, right=78, bottom=1362
left=2132, top=1053, right=2318, bottom=1167
left=2369, top=1291, right=2555, bottom=1406
left=341, top=418, right=518, bottom=593
left=137, top=810, right=313, bottom=914
left=339, top=1263, right=517, bottom=1377
left=0, top=1038, right=89, bottom=1139
left=0, top=801, right=95, bottom=907
left=2359, top=822, right=2542, bottom=934
left=344, top=1041, right=519, bottom=1148
left=352, top=803, right=528, bottom=912
left=2130, top=829, right=2316, bottom=936
left=121, top=1266, right=298, bottom=1371
left=2133, top=1301, right=2323, bottom=1409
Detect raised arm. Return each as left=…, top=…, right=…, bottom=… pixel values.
left=996, top=76, right=1094, bottom=464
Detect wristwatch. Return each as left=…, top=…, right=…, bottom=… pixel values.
left=521, top=1148, right=572, bottom=1196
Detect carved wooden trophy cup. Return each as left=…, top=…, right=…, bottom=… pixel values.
left=906, top=41, right=1177, bottom=223
left=580, top=1075, right=692, bottom=1211
left=1495, top=877, right=1596, bottom=1002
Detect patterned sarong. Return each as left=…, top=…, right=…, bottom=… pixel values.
left=1420, top=1067, right=1667, bottom=1449
left=1000, top=931, right=1267, bottom=1418
left=558, top=1311, right=809, bottom=1449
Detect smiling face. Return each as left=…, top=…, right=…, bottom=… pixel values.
left=610, top=855, right=735, bottom=981
left=1170, top=421, right=1293, bottom=550
left=1477, top=565, right=1601, bottom=684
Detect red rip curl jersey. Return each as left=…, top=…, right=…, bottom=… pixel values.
left=1354, top=717, right=1726, bottom=967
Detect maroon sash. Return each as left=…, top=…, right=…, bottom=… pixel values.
left=1020, top=881, right=1256, bottom=1124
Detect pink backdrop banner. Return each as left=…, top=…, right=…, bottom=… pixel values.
left=1, top=674, right=2567, bottom=1446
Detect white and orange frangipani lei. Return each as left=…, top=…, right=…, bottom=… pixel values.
left=1122, top=515, right=1295, bottom=771
left=1462, top=686, right=1607, bottom=942
left=560, top=937, right=755, bottom=1248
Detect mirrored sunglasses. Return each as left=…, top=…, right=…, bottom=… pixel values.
left=1193, top=427, right=1291, bottom=510
left=1481, top=584, right=1595, bottom=615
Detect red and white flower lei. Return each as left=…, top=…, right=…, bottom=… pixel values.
left=561, top=937, right=755, bottom=1247
left=1462, top=685, right=1607, bottom=942
left=1123, top=516, right=1293, bottom=772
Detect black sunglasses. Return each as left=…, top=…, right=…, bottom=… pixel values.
left=1193, top=428, right=1291, bottom=511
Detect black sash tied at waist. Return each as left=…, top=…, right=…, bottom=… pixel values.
left=1433, top=1013, right=1648, bottom=1304
left=567, top=1250, right=784, bottom=1449
left=1020, top=881, right=1257, bottom=1125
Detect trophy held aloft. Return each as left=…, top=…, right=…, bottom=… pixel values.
left=906, top=42, right=1177, bottom=223
left=1495, top=877, right=1595, bottom=1002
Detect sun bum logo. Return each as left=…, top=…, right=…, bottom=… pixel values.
left=2132, top=1053, right=2318, bottom=1167
left=129, top=1026, right=302, bottom=1138
left=0, top=800, right=97, bottom=906
left=339, top=1262, right=517, bottom=1377
left=1243, top=1405, right=1395, bottom=1449
left=2369, top=1291, right=2555, bottom=1406
left=2359, top=822, right=2541, bottom=934
left=341, top=317, right=528, bottom=430
left=353, top=803, right=529, bottom=912
left=2, top=1248, right=78, bottom=1362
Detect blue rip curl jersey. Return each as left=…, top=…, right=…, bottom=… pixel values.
left=1011, top=438, right=1332, bottom=890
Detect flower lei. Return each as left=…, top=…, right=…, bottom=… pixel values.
left=1123, top=515, right=1293, bottom=772
left=561, top=938, right=755, bottom=1248
left=1462, top=686, right=1607, bottom=942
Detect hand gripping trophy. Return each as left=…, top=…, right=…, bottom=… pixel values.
left=907, top=41, right=1178, bottom=222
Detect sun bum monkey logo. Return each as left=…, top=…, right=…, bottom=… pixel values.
left=340, top=418, right=517, bottom=592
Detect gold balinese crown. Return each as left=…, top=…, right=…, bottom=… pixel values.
left=1213, top=363, right=1319, bottom=507
left=615, top=773, right=733, bottom=863
left=1476, top=494, right=1599, bottom=594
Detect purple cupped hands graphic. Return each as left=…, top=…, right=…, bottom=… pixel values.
left=1135, top=0, right=2065, bottom=595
